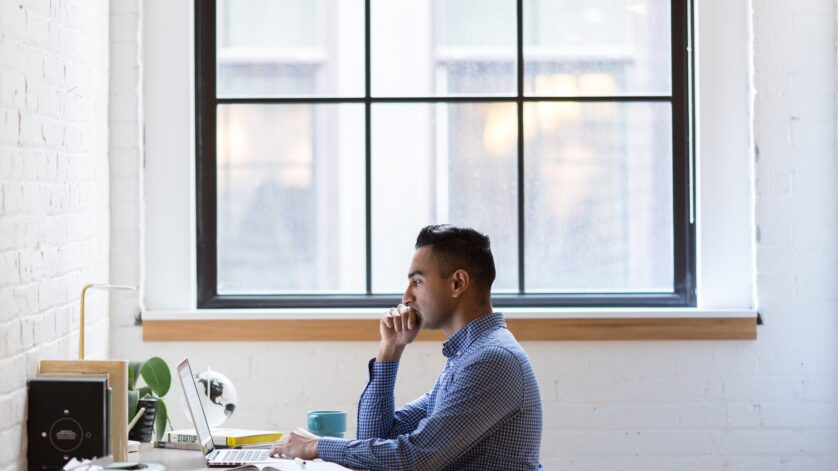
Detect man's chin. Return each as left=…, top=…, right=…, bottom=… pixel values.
left=417, top=314, right=438, bottom=330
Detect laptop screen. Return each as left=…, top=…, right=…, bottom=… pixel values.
left=177, top=358, right=215, bottom=453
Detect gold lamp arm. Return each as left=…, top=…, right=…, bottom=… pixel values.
left=79, top=283, right=94, bottom=360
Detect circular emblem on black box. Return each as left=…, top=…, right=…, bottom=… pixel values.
left=49, top=417, right=83, bottom=452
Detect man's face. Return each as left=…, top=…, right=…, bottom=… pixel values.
left=402, top=246, right=457, bottom=330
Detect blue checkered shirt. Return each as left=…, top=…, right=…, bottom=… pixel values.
left=318, top=312, right=543, bottom=470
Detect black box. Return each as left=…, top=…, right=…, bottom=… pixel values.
left=27, top=377, right=109, bottom=470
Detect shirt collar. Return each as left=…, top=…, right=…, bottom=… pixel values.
left=442, top=312, right=505, bottom=358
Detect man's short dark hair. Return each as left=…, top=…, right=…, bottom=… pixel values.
left=415, top=224, right=496, bottom=293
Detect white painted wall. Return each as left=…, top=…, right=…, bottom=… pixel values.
left=107, top=0, right=838, bottom=470
left=0, top=0, right=111, bottom=469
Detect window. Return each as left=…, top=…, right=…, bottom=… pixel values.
left=195, top=0, right=695, bottom=308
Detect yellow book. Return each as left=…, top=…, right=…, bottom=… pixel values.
left=225, top=430, right=283, bottom=447
left=166, top=428, right=283, bottom=447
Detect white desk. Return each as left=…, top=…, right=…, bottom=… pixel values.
left=136, top=443, right=356, bottom=470
left=136, top=443, right=212, bottom=470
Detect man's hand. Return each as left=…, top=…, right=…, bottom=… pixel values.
left=377, top=304, right=421, bottom=362
left=270, top=429, right=319, bottom=460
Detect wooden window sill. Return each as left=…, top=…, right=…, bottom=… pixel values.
left=141, top=309, right=757, bottom=341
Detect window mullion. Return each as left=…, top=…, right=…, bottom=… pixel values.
left=516, top=0, right=525, bottom=295
left=364, top=0, right=372, bottom=295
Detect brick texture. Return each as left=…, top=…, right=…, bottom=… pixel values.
left=0, top=0, right=110, bottom=469
left=107, top=0, right=142, bottom=330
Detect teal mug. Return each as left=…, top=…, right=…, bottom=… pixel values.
left=307, top=410, right=347, bottom=438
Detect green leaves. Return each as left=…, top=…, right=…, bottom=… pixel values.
left=128, top=361, right=144, bottom=390
left=126, top=357, right=172, bottom=440
left=139, top=357, right=171, bottom=398
left=154, top=400, right=168, bottom=442
left=128, top=389, right=139, bottom=427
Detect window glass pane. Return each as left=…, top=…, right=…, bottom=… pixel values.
left=207, top=1, right=683, bottom=303
left=524, top=102, right=673, bottom=292
left=371, top=0, right=516, bottom=96
left=216, top=0, right=365, bottom=97
left=371, top=103, right=518, bottom=293
left=217, top=104, right=366, bottom=293
left=524, top=0, right=671, bottom=96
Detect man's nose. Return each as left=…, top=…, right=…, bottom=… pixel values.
left=402, top=289, right=413, bottom=305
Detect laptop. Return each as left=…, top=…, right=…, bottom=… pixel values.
left=177, top=358, right=281, bottom=467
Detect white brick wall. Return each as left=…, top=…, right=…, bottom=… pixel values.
left=101, top=0, right=833, bottom=469
left=107, top=0, right=143, bottom=329
left=0, top=0, right=110, bottom=469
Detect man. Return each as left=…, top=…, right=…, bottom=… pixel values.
left=272, top=224, right=543, bottom=470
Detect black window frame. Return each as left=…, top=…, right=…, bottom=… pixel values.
left=195, top=0, right=696, bottom=309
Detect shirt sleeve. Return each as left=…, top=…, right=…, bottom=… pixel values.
left=317, top=347, right=524, bottom=471
left=356, top=358, right=429, bottom=440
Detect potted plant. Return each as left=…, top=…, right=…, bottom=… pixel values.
left=127, top=357, right=171, bottom=442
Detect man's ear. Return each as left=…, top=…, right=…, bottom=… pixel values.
left=450, top=269, right=470, bottom=298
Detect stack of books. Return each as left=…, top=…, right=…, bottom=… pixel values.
left=160, top=428, right=283, bottom=448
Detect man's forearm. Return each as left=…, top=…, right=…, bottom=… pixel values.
left=358, top=357, right=400, bottom=440
left=376, top=343, right=406, bottom=362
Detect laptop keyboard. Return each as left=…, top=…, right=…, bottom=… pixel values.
left=220, top=449, right=270, bottom=461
